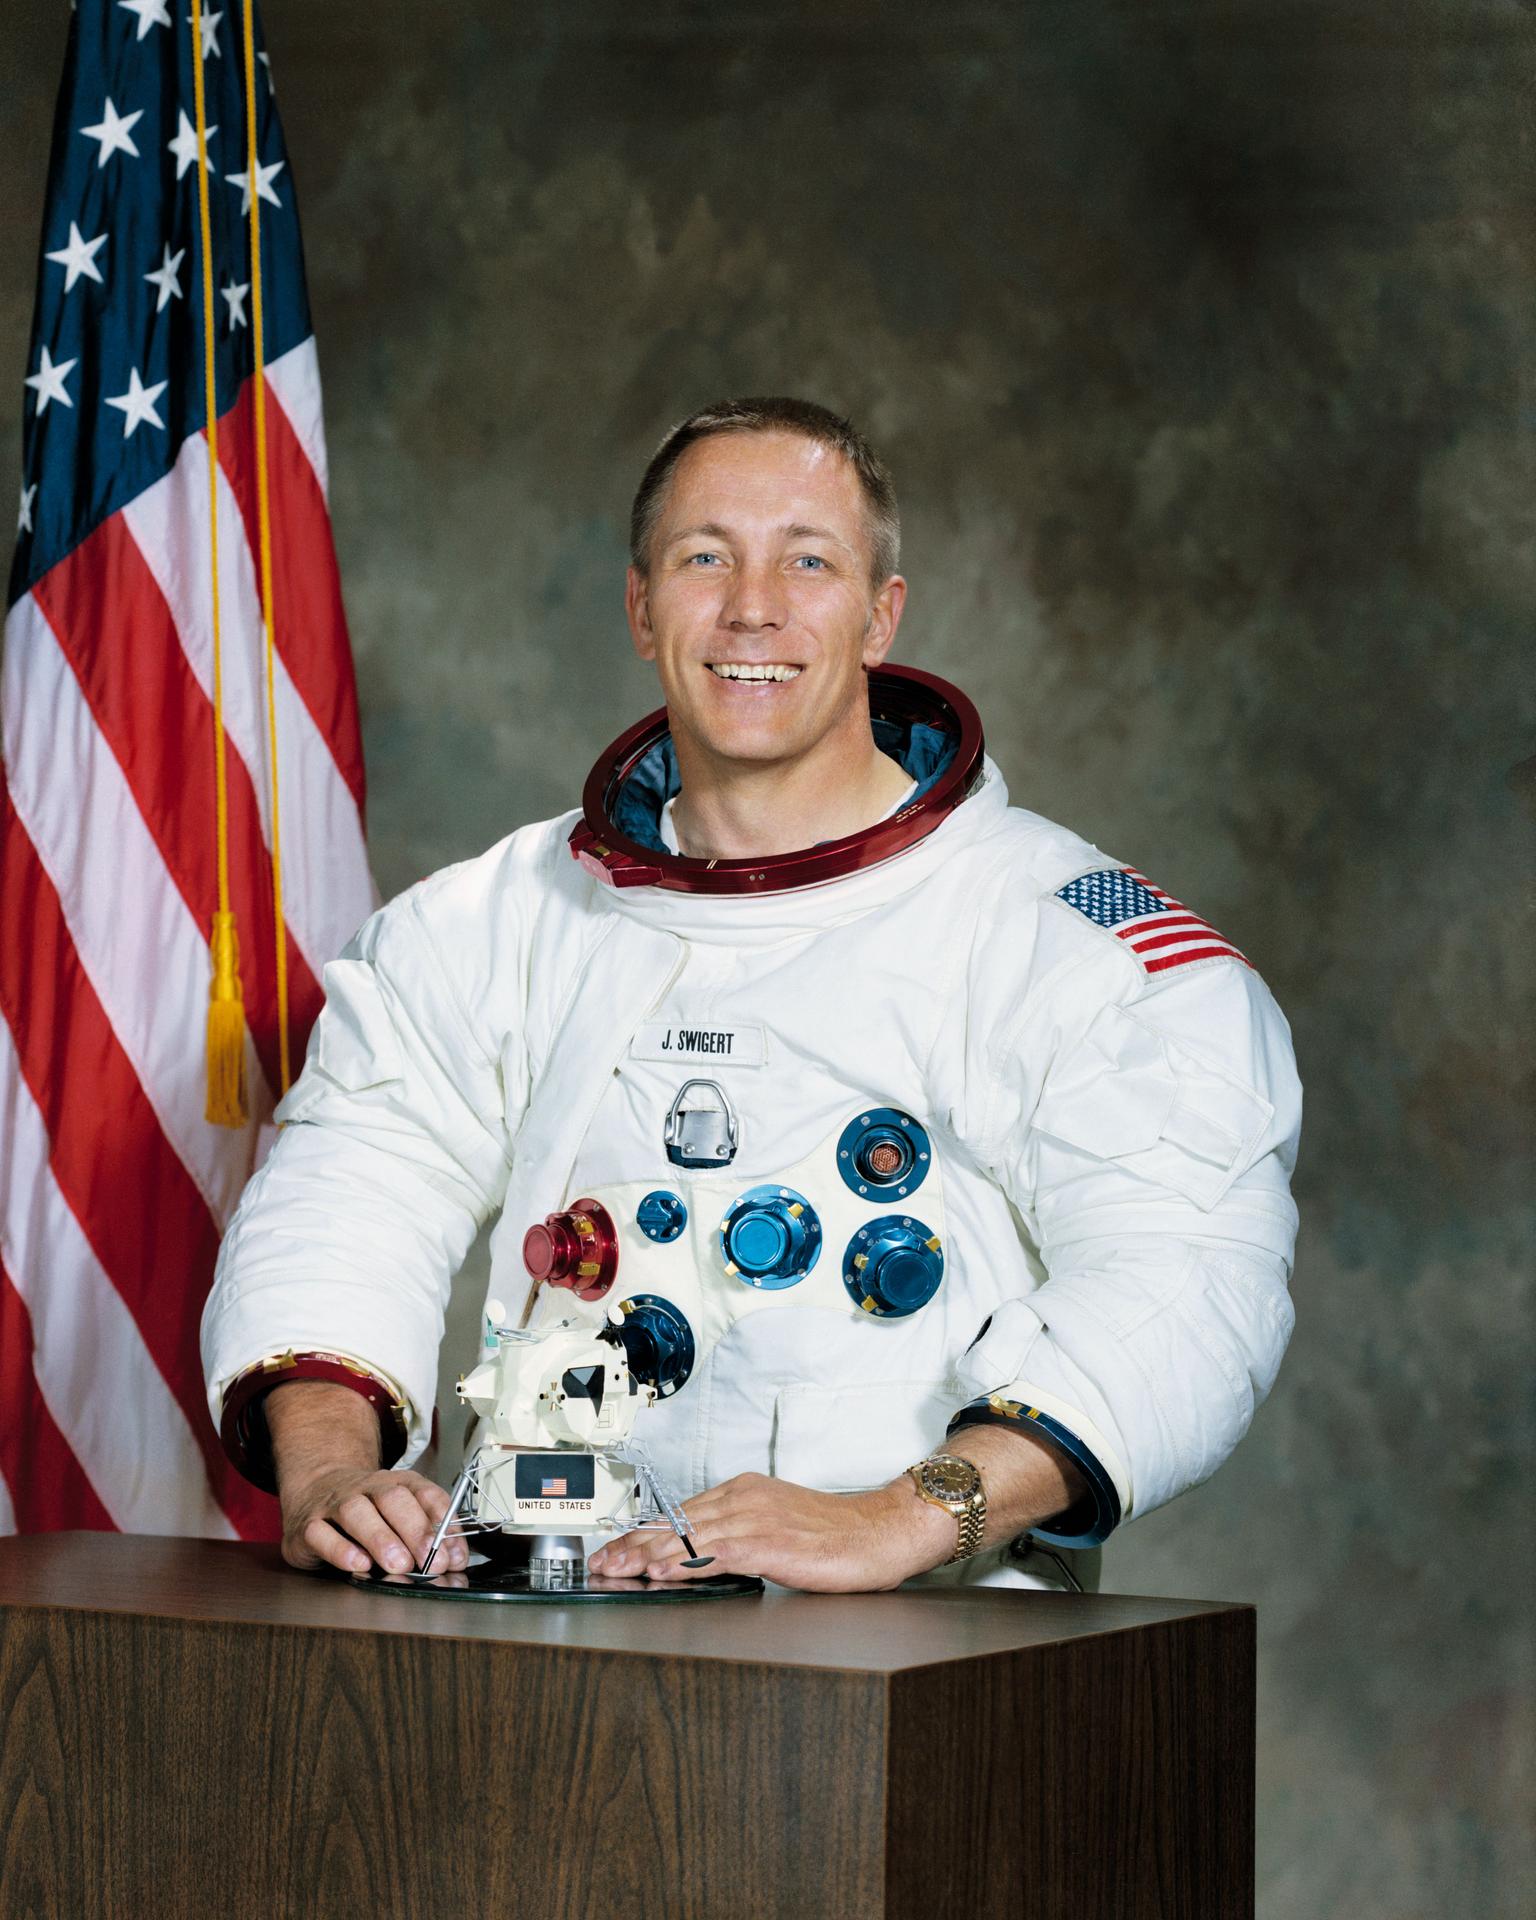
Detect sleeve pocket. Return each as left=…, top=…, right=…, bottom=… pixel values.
left=1032, top=1003, right=1273, bottom=1211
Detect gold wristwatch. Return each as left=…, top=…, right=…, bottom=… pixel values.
left=906, top=1452, right=987, bottom=1564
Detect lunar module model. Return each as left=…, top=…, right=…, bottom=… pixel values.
left=355, top=1199, right=760, bottom=1603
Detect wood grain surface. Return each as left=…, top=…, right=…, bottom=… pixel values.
left=0, top=1535, right=1255, bottom=1919
left=0, top=1532, right=1235, bottom=1671
left=885, top=1609, right=1255, bottom=1919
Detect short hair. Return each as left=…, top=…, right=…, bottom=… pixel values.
left=629, top=396, right=900, bottom=587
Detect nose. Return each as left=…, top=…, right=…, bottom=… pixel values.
left=719, top=558, right=787, bottom=634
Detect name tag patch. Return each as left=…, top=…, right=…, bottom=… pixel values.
left=631, top=1020, right=766, bottom=1067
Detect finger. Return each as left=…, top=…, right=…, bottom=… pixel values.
left=431, top=1531, right=471, bottom=1571
left=649, top=1536, right=749, bottom=1580
left=596, top=1526, right=649, bottom=1556
left=374, top=1481, right=443, bottom=1567
left=609, top=1515, right=754, bottom=1578
left=590, top=1478, right=756, bottom=1575
left=618, top=1482, right=738, bottom=1559
left=589, top=1522, right=670, bottom=1566
left=649, top=1509, right=811, bottom=1580
left=397, top=1473, right=455, bottom=1525
left=399, top=1476, right=471, bottom=1569
left=407, top=1474, right=474, bottom=1566
left=593, top=1526, right=690, bottom=1577
left=334, top=1492, right=417, bottom=1574
left=588, top=1528, right=649, bottom=1574
left=296, top=1515, right=372, bottom=1577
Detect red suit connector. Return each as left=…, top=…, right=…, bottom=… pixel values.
left=521, top=1198, right=620, bottom=1301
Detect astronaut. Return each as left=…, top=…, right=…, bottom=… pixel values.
left=202, top=396, right=1302, bottom=1594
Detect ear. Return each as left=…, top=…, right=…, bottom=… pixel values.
left=860, top=574, right=908, bottom=669
left=625, top=565, right=656, bottom=662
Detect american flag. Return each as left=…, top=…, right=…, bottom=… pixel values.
left=1055, top=868, right=1251, bottom=975
left=541, top=1478, right=569, bottom=1499
left=1, top=3, right=373, bottom=1537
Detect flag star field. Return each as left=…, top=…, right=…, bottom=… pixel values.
left=11, top=0, right=310, bottom=607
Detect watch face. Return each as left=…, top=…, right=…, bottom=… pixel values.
left=920, top=1457, right=979, bottom=1502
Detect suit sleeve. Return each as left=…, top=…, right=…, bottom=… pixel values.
left=952, top=941, right=1302, bottom=1546
left=200, top=881, right=518, bottom=1479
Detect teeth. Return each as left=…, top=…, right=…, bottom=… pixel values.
left=708, top=663, right=802, bottom=682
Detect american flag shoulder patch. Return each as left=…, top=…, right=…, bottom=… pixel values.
left=1053, top=868, right=1251, bottom=976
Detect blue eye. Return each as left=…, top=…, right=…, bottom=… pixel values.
left=793, top=555, right=827, bottom=570
left=686, top=552, right=721, bottom=567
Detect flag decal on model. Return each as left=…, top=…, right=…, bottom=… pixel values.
left=1054, top=869, right=1251, bottom=975
left=541, top=1478, right=569, bottom=1499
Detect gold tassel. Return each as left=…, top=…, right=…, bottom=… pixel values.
left=205, top=910, right=248, bottom=1127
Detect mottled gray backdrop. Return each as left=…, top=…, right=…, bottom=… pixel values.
left=2, top=2, right=1531, bottom=1914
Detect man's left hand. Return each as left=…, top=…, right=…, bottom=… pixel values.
left=587, top=1470, right=955, bottom=1592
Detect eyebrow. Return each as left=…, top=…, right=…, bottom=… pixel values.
left=666, top=523, right=735, bottom=546
left=784, top=523, right=854, bottom=551
left=665, top=521, right=856, bottom=553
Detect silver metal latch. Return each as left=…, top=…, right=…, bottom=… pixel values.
left=663, top=1078, right=739, bottom=1169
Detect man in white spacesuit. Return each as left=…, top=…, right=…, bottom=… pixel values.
left=203, top=397, right=1302, bottom=1592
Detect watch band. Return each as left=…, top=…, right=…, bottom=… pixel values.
left=950, top=1494, right=987, bottom=1563
left=906, top=1452, right=987, bottom=1565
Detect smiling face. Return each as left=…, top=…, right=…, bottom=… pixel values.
left=625, top=430, right=906, bottom=772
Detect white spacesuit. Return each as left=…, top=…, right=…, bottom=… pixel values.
left=203, top=667, right=1301, bottom=1588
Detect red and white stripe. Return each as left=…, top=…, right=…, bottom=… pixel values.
left=0, top=339, right=374, bottom=1536
left=1117, top=870, right=1251, bottom=975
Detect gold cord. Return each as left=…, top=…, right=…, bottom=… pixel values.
left=191, top=0, right=247, bottom=1127
left=240, top=0, right=291, bottom=1096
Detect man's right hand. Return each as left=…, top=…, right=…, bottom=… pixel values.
left=265, top=1379, right=470, bottom=1577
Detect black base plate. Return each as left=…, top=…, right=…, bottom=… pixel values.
left=350, top=1559, right=762, bottom=1603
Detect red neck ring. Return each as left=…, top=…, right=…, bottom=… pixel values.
left=569, top=664, right=985, bottom=895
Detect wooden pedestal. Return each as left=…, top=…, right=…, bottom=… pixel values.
left=0, top=1533, right=1252, bottom=1918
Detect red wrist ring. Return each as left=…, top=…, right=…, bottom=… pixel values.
left=220, top=1352, right=409, bottom=1494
